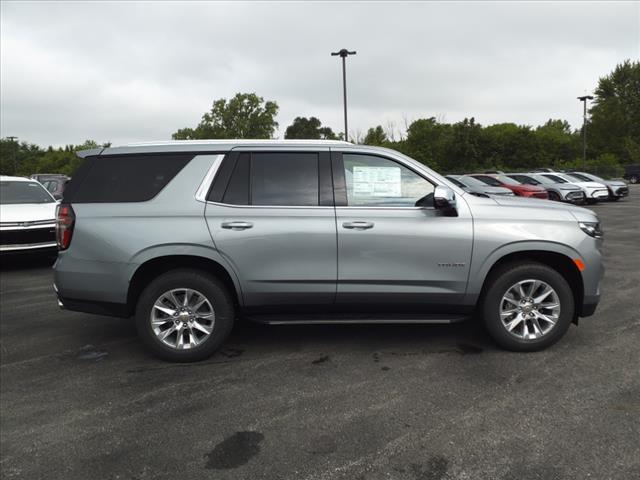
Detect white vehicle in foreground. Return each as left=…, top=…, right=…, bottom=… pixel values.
left=0, top=176, right=58, bottom=253
left=537, top=173, right=609, bottom=204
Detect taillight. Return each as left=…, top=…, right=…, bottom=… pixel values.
left=56, top=203, right=75, bottom=250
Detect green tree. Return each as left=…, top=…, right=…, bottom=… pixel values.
left=363, top=125, right=388, bottom=146
left=172, top=93, right=279, bottom=140
left=284, top=117, right=338, bottom=139
left=534, top=119, right=581, bottom=168
left=589, top=60, right=640, bottom=164
left=441, top=118, right=483, bottom=173
left=403, top=117, right=452, bottom=170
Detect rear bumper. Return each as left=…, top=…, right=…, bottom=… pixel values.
left=56, top=291, right=130, bottom=318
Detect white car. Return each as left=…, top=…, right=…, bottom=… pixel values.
left=0, top=175, right=58, bottom=253
left=538, top=172, right=609, bottom=204
left=566, top=172, right=629, bottom=201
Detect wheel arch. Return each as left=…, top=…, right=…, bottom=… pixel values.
left=476, top=250, right=584, bottom=320
left=127, top=254, right=242, bottom=316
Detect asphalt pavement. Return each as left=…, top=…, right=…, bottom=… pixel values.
left=1, top=188, right=639, bottom=480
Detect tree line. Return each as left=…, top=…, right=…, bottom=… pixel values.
left=1, top=60, right=637, bottom=179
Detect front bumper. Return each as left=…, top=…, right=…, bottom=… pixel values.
left=610, top=186, right=629, bottom=198
left=562, top=190, right=586, bottom=203
left=589, top=189, right=609, bottom=200
left=0, top=223, right=57, bottom=253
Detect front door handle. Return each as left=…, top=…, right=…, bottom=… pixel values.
left=342, top=221, right=374, bottom=230
left=221, top=221, right=253, bottom=231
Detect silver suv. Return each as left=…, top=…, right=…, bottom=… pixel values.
left=53, top=140, right=604, bottom=362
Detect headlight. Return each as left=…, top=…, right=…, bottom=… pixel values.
left=579, top=222, right=603, bottom=238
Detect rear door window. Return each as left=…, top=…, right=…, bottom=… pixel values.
left=251, top=153, right=319, bottom=206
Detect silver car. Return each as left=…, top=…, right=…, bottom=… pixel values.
left=53, top=141, right=604, bottom=362
left=507, top=173, right=585, bottom=204
left=445, top=175, right=514, bottom=197
left=566, top=172, right=629, bottom=201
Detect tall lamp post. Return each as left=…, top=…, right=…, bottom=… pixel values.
left=577, top=95, right=593, bottom=171
left=331, top=49, right=356, bottom=141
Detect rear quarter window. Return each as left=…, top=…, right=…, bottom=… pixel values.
left=67, top=154, right=193, bottom=203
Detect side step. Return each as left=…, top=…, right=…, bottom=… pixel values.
left=244, top=313, right=470, bottom=325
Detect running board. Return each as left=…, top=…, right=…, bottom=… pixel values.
left=245, top=313, right=470, bottom=325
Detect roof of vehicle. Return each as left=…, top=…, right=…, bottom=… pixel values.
left=0, top=175, right=35, bottom=182
left=78, top=139, right=354, bottom=157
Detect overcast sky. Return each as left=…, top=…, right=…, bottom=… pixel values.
left=1, top=1, right=638, bottom=147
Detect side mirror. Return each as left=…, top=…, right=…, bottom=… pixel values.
left=434, top=186, right=457, bottom=215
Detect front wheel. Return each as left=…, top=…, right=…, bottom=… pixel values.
left=135, top=269, right=235, bottom=362
left=548, top=191, right=561, bottom=202
left=481, top=263, right=574, bottom=351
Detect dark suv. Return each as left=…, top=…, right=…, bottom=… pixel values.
left=623, top=165, right=640, bottom=184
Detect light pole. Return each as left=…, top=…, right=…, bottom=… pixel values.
left=577, top=95, right=593, bottom=171
left=331, top=49, right=356, bottom=141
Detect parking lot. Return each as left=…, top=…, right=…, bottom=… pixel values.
left=1, top=189, right=639, bottom=480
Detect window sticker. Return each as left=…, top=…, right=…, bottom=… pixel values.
left=352, top=166, right=401, bottom=197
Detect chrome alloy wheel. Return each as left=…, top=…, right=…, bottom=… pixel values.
left=500, top=279, right=561, bottom=340
left=150, top=288, right=215, bottom=349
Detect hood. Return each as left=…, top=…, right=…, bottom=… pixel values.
left=574, top=181, right=607, bottom=189
left=605, top=180, right=627, bottom=187
left=492, top=194, right=596, bottom=220
left=0, top=203, right=57, bottom=224
left=481, top=186, right=513, bottom=195
left=517, top=184, right=546, bottom=191
left=557, top=183, right=583, bottom=191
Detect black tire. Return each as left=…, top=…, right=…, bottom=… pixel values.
left=548, top=191, right=561, bottom=202
left=481, top=262, right=574, bottom=352
left=135, top=269, right=235, bottom=362
left=611, top=196, right=620, bottom=202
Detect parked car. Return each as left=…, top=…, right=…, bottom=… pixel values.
left=445, top=175, right=514, bottom=196
left=566, top=172, right=628, bottom=201
left=531, top=168, right=556, bottom=173
left=506, top=173, right=585, bottom=204
left=30, top=174, right=70, bottom=200
left=536, top=173, right=608, bottom=204
left=623, top=164, right=640, bottom=184
left=54, top=140, right=603, bottom=361
left=469, top=174, right=549, bottom=199
left=0, top=176, right=58, bottom=254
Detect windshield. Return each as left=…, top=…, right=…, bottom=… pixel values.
left=446, top=177, right=466, bottom=188
left=530, top=175, right=553, bottom=185
left=473, top=175, right=502, bottom=187
left=542, top=174, right=567, bottom=184
left=566, top=172, right=592, bottom=182
left=508, top=175, right=540, bottom=185
left=495, top=175, right=521, bottom=185
left=0, top=181, right=55, bottom=204
left=459, top=176, right=492, bottom=188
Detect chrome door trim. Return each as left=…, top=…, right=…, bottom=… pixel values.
left=195, top=154, right=225, bottom=203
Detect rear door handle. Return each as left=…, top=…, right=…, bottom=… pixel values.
left=221, top=221, right=253, bottom=230
left=342, top=221, right=374, bottom=230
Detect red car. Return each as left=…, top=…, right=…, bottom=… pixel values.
left=470, top=174, right=549, bottom=199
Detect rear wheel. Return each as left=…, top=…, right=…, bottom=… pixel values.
left=135, top=269, right=235, bottom=362
left=481, top=262, right=574, bottom=351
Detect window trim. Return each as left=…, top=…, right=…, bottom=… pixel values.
left=206, top=150, right=333, bottom=208
left=332, top=151, right=437, bottom=209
